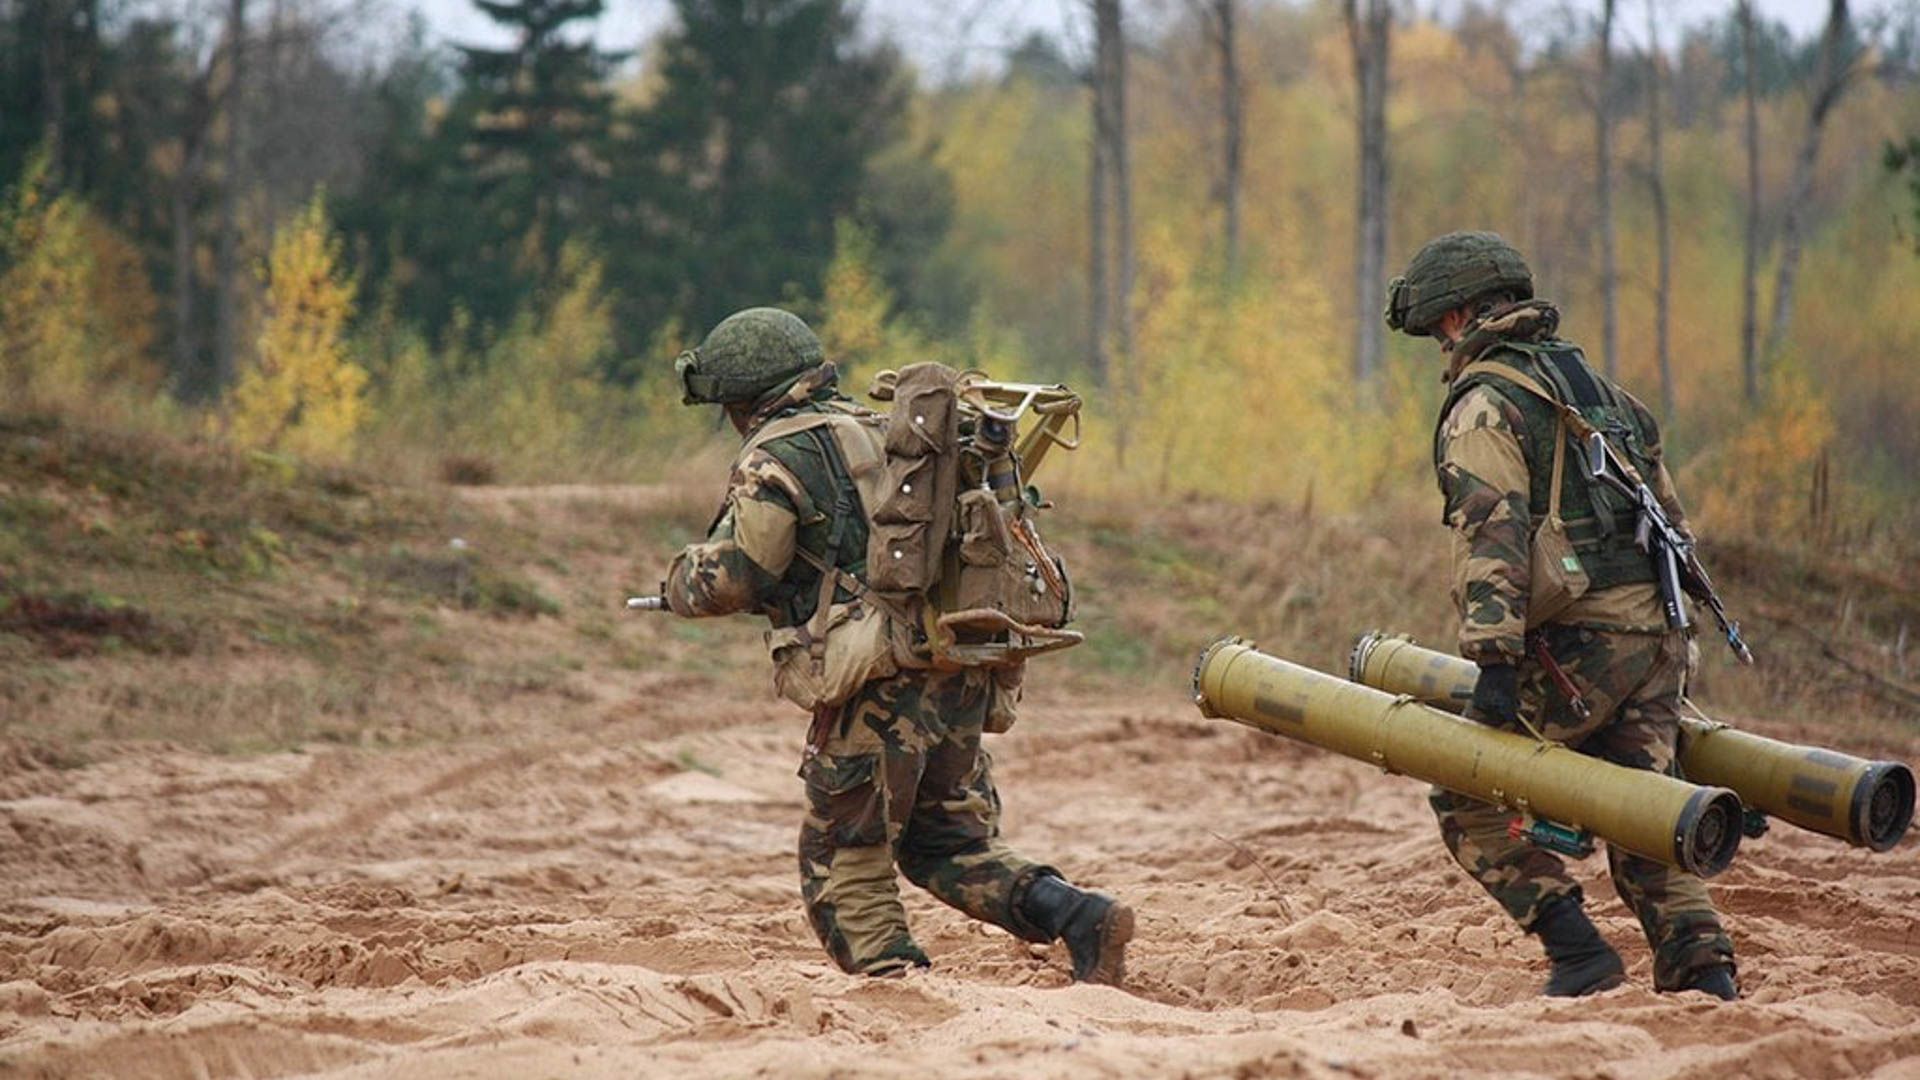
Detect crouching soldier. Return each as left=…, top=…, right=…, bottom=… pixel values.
left=656, top=306, right=1132, bottom=983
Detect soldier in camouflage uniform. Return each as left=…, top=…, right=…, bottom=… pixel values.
left=660, top=307, right=1132, bottom=983
left=1384, top=233, right=1738, bottom=1000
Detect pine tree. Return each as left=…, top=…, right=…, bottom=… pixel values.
left=611, top=0, right=909, bottom=338
left=457, top=0, right=620, bottom=282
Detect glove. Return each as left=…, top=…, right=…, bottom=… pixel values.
left=1470, top=662, right=1521, bottom=725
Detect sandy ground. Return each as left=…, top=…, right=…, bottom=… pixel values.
left=4, top=673, right=1919, bottom=1079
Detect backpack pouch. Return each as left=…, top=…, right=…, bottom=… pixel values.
left=767, top=601, right=900, bottom=712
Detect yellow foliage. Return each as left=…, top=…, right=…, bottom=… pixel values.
left=1686, top=364, right=1834, bottom=537
left=230, top=197, right=367, bottom=459
left=820, top=219, right=891, bottom=370
left=819, top=219, right=932, bottom=394
left=83, top=217, right=163, bottom=390
left=0, top=156, right=121, bottom=406
left=448, top=244, right=608, bottom=464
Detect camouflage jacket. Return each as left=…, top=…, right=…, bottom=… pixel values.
left=1436, top=303, right=1694, bottom=665
left=664, top=377, right=874, bottom=627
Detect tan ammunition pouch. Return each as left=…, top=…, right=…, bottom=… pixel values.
left=1453, top=362, right=1591, bottom=627
left=948, top=490, right=1075, bottom=629
left=743, top=409, right=897, bottom=711
left=1527, top=413, right=1591, bottom=625
left=867, top=364, right=959, bottom=595
left=767, top=596, right=899, bottom=712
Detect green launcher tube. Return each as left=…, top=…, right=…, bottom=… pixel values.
left=1194, top=638, right=1743, bottom=877
left=1347, top=631, right=1915, bottom=853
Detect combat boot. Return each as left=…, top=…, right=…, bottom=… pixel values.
left=1677, top=964, right=1738, bottom=1001
left=1018, top=874, right=1134, bottom=986
left=1533, top=898, right=1626, bottom=997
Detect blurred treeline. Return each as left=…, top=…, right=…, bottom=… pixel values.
left=2, top=0, right=1918, bottom=543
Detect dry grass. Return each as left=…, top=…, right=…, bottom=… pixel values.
left=2, top=407, right=1914, bottom=764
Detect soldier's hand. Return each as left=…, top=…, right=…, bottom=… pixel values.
left=1470, top=662, right=1521, bottom=725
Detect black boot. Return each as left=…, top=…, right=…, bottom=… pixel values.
left=1677, top=964, right=1738, bottom=1001
left=1533, top=898, right=1626, bottom=997
left=1018, top=874, right=1134, bottom=986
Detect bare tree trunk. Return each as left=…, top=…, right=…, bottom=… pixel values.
left=1344, top=0, right=1390, bottom=383
left=1209, top=0, right=1243, bottom=281
left=1090, top=0, right=1134, bottom=451
left=1739, top=0, right=1760, bottom=403
left=1088, top=0, right=1114, bottom=391
left=1108, top=1, right=1135, bottom=400
left=36, top=0, right=66, bottom=183
left=1595, top=0, right=1618, bottom=378
left=213, top=0, right=248, bottom=394
left=1765, top=0, right=1855, bottom=361
left=171, top=171, right=199, bottom=385
left=169, top=65, right=215, bottom=391
left=1646, top=0, right=1674, bottom=419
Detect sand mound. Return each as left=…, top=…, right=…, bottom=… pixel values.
left=4, top=684, right=1918, bottom=1078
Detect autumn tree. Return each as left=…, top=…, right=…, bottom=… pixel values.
left=1089, top=0, right=1136, bottom=393
left=229, top=197, right=366, bottom=459
left=0, top=153, right=105, bottom=404
left=1186, top=0, right=1244, bottom=281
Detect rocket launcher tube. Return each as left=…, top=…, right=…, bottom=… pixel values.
left=1349, top=632, right=1916, bottom=853
left=1194, top=638, right=1743, bottom=877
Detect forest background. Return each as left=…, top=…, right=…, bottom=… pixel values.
left=4, top=0, right=1920, bottom=543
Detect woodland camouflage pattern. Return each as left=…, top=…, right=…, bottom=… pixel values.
left=1436, top=302, right=1691, bottom=665
left=1424, top=296, right=1734, bottom=990
left=800, top=667, right=1055, bottom=975
left=664, top=368, right=864, bottom=626
left=1431, top=625, right=1734, bottom=989
left=665, top=351, right=1058, bottom=976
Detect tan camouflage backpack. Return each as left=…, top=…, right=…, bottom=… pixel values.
left=864, top=362, right=1081, bottom=668
left=758, top=362, right=1083, bottom=720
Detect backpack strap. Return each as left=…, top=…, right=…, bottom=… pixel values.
left=1453, top=360, right=1571, bottom=520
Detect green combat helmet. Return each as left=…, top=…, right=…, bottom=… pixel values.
left=676, top=307, right=826, bottom=405
left=1384, top=231, right=1534, bottom=337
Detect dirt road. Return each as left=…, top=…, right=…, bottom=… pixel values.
left=4, top=675, right=1919, bottom=1078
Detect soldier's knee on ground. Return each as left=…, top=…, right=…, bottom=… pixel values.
left=799, top=841, right=925, bottom=975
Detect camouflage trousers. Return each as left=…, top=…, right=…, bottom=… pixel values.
left=797, top=666, right=1055, bottom=975
left=1429, top=625, right=1735, bottom=989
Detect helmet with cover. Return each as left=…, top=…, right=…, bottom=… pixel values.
left=1384, top=231, right=1534, bottom=337
left=676, top=307, right=825, bottom=405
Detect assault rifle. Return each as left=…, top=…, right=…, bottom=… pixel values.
left=1581, top=431, right=1754, bottom=665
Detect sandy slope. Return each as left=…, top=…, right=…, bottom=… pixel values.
left=3, top=674, right=1919, bottom=1079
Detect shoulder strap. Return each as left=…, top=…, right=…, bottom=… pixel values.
left=1454, top=359, right=1571, bottom=521
left=740, top=412, right=836, bottom=457
left=736, top=412, right=840, bottom=526
left=1454, top=359, right=1567, bottom=418
left=1457, top=358, right=1656, bottom=500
